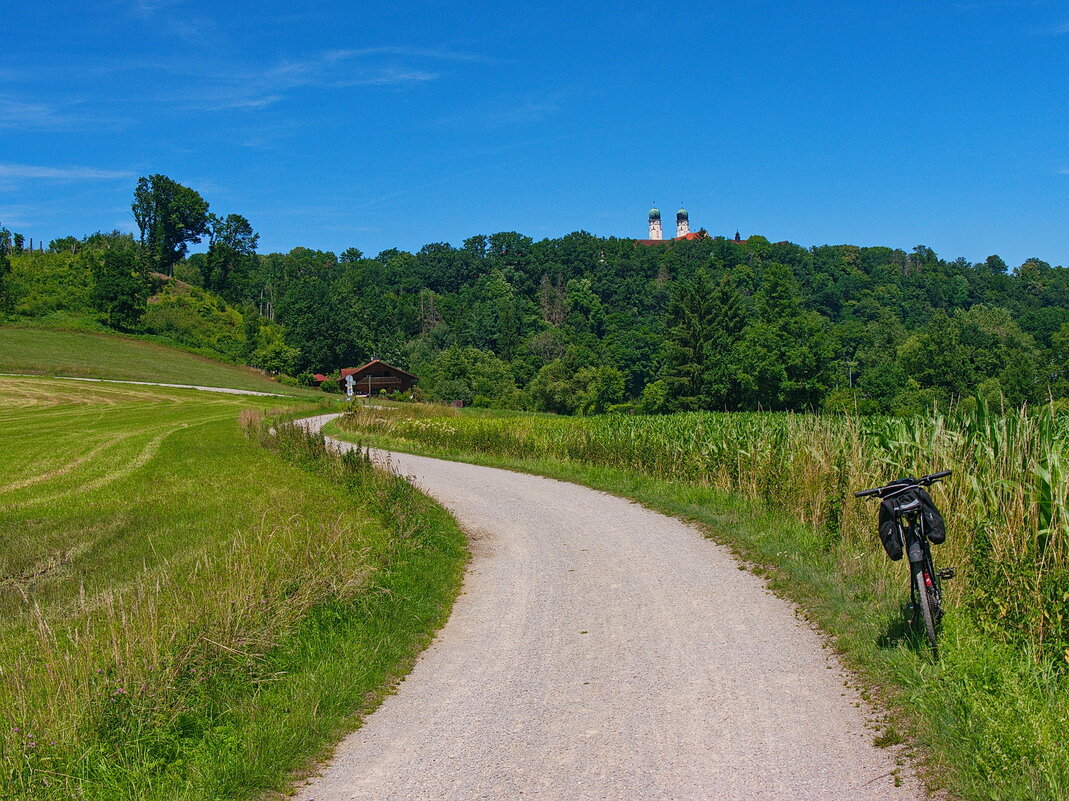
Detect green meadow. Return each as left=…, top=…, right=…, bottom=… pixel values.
left=0, top=326, right=313, bottom=395
left=0, top=378, right=466, bottom=799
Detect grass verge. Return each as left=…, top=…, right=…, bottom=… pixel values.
left=0, top=380, right=466, bottom=800
left=326, top=415, right=1068, bottom=801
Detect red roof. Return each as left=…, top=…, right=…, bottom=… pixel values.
left=636, top=231, right=748, bottom=246
left=312, top=373, right=330, bottom=382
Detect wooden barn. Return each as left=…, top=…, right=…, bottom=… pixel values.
left=338, top=360, right=418, bottom=396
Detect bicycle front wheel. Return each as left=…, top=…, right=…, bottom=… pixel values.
left=913, top=564, right=939, bottom=656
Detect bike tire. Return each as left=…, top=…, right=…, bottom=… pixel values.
left=913, top=563, right=939, bottom=656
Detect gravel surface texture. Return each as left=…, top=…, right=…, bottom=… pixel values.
left=296, top=414, right=922, bottom=801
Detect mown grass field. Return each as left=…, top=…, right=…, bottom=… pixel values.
left=0, top=326, right=315, bottom=395
left=333, top=402, right=1069, bottom=801
left=0, top=378, right=466, bottom=800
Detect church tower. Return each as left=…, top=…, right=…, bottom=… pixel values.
left=648, top=206, right=663, bottom=240
left=676, top=206, right=689, bottom=238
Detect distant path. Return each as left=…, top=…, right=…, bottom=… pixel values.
left=0, top=373, right=291, bottom=397
left=294, top=414, right=922, bottom=801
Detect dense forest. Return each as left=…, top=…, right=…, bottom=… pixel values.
left=3, top=174, right=1068, bottom=414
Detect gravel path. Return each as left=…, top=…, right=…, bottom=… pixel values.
left=297, top=414, right=922, bottom=801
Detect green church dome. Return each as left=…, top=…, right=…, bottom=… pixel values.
left=648, top=207, right=661, bottom=220
left=676, top=207, right=688, bottom=219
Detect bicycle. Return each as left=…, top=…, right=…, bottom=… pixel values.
left=855, top=470, right=955, bottom=656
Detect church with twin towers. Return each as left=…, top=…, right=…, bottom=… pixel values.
left=646, top=206, right=690, bottom=240
left=636, top=206, right=747, bottom=246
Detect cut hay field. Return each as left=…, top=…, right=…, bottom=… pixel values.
left=0, top=326, right=314, bottom=395
left=0, top=377, right=466, bottom=800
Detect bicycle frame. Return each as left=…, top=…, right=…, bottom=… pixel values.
left=897, top=509, right=942, bottom=626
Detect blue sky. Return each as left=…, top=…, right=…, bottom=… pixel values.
left=2, top=1, right=1067, bottom=267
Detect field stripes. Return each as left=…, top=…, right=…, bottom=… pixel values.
left=0, top=378, right=264, bottom=507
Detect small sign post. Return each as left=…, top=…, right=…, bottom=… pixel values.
left=345, top=374, right=355, bottom=398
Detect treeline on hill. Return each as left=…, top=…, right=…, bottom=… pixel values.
left=2, top=174, right=1068, bottom=411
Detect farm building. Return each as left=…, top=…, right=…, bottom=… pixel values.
left=334, top=360, right=418, bottom=396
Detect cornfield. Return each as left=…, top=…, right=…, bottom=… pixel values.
left=342, top=399, right=1069, bottom=664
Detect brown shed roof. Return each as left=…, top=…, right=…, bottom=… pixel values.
left=340, top=360, right=418, bottom=381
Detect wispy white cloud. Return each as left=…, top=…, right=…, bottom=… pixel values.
left=955, top=0, right=1045, bottom=10
left=0, top=163, right=134, bottom=180
left=131, top=0, right=186, bottom=15
left=334, top=68, right=439, bottom=87
left=206, top=94, right=284, bottom=111
left=184, top=49, right=452, bottom=111
left=0, top=205, right=34, bottom=227
left=0, top=94, right=120, bottom=131
left=433, top=90, right=572, bottom=130
left=128, top=0, right=218, bottom=46
left=258, top=50, right=445, bottom=90
left=332, top=46, right=493, bottom=64
left=0, top=96, right=66, bottom=129
left=1050, top=20, right=1069, bottom=34
left=485, top=97, right=564, bottom=126
left=0, top=43, right=482, bottom=129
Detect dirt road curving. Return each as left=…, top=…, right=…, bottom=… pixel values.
left=296, top=414, right=922, bottom=801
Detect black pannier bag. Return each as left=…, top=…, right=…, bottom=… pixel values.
left=878, top=499, right=904, bottom=561
left=877, top=486, right=947, bottom=560
left=915, top=487, right=946, bottom=544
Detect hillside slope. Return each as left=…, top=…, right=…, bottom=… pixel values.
left=0, top=326, right=314, bottom=395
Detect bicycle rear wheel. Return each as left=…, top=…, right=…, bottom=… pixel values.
left=913, top=563, right=939, bottom=656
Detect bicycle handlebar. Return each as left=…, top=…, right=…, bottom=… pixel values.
left=853, top=469, right=952, bottom=499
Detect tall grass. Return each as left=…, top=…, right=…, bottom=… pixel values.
left=340, top=399, right=1069, bottom=664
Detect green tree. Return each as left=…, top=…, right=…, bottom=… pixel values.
left=48, top=235, right=80, bottom=254
left=91, top=249, right=149, bottom=331
left=461, top=270, right=527, bottom=358
left=420, top=346, right=516, bottom=406
left=896, top=312, right=973, bottom=404
left=1051, top=323, right=1069, bottom=397
left=203, top=214, right=259, bottom=302
left=529, top=359, right=579, bottom=414
left=563, top=277, right=605, bottom=337
left=702, top=275, right=746, bottom=407
left=208, top=213, right=258, bottom=254
left=660, top=269, right=748, bottom=410
left=956, top=305, right=1042, bottom=405
left=575, top=366, right=625, bottom=415
left=277, top=274, right=338, bottom=371
left=734, top=263, right=833, bottom=410
left=0, top=225, right=11, bottom=315
left=661, top=268, right=719, bottom=410
left=132, top=175, right=210, bottom=275
left=249, top=325, right=300, bottom=375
